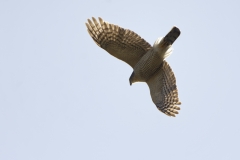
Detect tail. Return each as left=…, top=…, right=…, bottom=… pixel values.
left=153, top=26, right=180, bottom=59
left=162, top=26, right=181, bottom=47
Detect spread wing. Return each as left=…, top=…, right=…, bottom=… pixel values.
left=86, top=17, right=152, bottom=68
left=146, top=61, right=181, bottom=117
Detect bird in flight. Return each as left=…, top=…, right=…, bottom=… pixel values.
left=86, top=17, right=181, bottom=117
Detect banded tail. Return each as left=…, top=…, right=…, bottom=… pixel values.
left=162, top=26, right=181, bottom=47
left=153, top=26, right=181, bottom=59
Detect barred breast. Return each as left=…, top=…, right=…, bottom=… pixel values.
left=132, top=48, right=164, bottom=82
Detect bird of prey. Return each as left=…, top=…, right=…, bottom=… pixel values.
left=86, top=17, right=181, bottom=117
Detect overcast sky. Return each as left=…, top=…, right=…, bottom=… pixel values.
left=1, top=0, right=240, bottom=160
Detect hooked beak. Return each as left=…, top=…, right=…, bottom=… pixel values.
left=129, top=72, right=134, bottom=86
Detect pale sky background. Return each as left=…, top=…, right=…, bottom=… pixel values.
left=1, top=0, right=240, bottom=160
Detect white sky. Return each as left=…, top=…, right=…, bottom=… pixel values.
left=1, top=0, right=240, bottom=160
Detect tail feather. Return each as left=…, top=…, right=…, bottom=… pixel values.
left=162, top=26, right=181, bottom=47
left=153, top=26, right=180, bottom=59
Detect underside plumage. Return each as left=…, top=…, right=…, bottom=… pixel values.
left=86, top=17, right=152, bottom=68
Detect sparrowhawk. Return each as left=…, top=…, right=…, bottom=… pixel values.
left=86, top=17, right=181, bottom=117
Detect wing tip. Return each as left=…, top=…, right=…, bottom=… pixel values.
left=156, top=102, right=181, bottom=117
